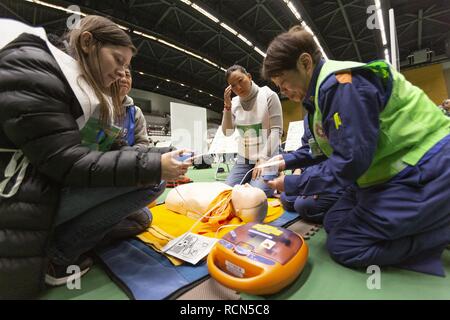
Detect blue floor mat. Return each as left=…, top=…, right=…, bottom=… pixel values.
left=96, top=211, right=300, bottom=300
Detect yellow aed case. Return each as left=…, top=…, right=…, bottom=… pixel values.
left=207, top=222, right=308, bottom=295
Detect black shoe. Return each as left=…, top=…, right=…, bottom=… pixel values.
left=45, top=256, right=93, bottom=287
left=102, top=208, right=153, bottom=243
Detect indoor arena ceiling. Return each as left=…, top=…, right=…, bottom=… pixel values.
left=1, top=0, right=449, bottom=113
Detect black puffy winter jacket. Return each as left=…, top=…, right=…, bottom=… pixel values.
left=0, top=33, right=162, bottom=299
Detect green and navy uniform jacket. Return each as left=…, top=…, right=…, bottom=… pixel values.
left=282, top=58, right=450, bottom=196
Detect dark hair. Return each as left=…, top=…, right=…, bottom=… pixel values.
left=262, top=26, right=322, bottom=79
left=225, top=64, right=249, bottom=82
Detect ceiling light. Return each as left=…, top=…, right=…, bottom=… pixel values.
left=375, top=0, right=387, bottom=46
left=192, top=3, right=219, bottom=23
left=285, top=1, right=328, bottom=60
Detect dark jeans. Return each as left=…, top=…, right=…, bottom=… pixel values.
left=48, top=182, right=165, bottom=265
left=280, top=192, right=342, bottom=223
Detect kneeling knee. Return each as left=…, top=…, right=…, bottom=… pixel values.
left=294, top=198, right=324, bottom=222
left=326, top=232, right=372, bottom=267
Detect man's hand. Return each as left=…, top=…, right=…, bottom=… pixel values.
left=252, top=158, right=265, bottom=180
left=266, top=154, right=286, bottom=171
left=266, top=174, right=285, bottom=192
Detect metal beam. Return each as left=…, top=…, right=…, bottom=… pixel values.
left=33, top=6, right=37, bottom=25
left=337, top=0, right=362, bottom=61
left=260, top=4, right=285, bottom=31
left=0, top=1, right=27, bottom=23
left=328, top=35, right=352, bottom=41
left=401, top=33, right=447, bottom=46
left=236, top=4, right=257, bottom=22
left=41, top=16, right=68, bottom=27
left=424, top=8, right=450, bottom=18
left=174, top=6, right=259, bottom=65
left=132, top=1, right=170, bottom=9
left=154, top=6, right=172, bottom=29
left=397, top=19, right=417, bottom=38
left=334, top=42, right=353, bottom=51
left=173, top=8, right=183, bottom=30
left=294, top=0, right=333, bottom=59
left=418, top=9, right=423, bottom=50
left=323, top=10, right=339, bottom=33
left=424, top=17, right=450, bottom=28
left=315, top=7, right=341, bottom=22
left=340, top=43, right=353, bottom=57
left=254, top=5, right=260, bottom=28
left=199, top=34, right=219, bottom=51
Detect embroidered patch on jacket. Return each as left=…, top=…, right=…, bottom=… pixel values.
left=335, top=72, right=352, bottom=84
left=333, top=112, right=342, bottom=130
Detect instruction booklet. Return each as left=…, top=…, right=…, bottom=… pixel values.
left=162, top=232, right=218, bottom=265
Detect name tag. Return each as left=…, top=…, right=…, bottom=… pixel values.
left=308, top=137, right=324, bottom=157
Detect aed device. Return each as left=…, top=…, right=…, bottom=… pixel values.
left=207, top=222, right=308, bottom=295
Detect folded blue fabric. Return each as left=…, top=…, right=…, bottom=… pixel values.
left=97, top=211, right=300, bottom=300
left=97, top=239, right=209, bottom=300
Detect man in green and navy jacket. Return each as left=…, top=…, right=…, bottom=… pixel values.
left=262, top=26, right=450, bottom=276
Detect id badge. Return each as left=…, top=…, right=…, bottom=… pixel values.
left=308, top=137, right=324, bottom=157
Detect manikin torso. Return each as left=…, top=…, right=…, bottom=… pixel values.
left=165, top=182, right=268, bottom=223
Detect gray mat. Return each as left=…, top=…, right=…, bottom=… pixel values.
left=287, top=219, right=321, bottom=240
left=177, top=278, right=241, bottom=300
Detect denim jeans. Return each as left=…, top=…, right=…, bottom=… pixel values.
left=225, top=156, right=274, bottom=197
left=48, top=182, right=165, bottom=265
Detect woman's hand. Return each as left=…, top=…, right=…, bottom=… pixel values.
left=160, top=149, right=192, bottom=180
left=266, top=174, right=285, bottom=192
left=224, top=85, right=232, bottom=110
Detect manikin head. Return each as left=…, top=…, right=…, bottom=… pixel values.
left=231, top=184, right=268, bottom=223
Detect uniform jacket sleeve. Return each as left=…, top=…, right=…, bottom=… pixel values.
left=284, top=70, right=386, bottom=196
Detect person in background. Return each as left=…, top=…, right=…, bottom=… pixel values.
left=438, top=99, right=450, bottom=116
left=111, top=66, right=150, bottom=151
left=221, top=65, right=283, bottom=197
left=102, top=67, right=156, bottom=243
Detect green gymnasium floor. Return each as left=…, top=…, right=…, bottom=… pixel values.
left=39, top=165, right=450, bottom=300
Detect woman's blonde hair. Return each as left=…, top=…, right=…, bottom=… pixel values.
left=66, top=15, right=136, bottom=127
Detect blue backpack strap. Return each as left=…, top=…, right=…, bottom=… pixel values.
left=123, top=105, right=136, bottom=146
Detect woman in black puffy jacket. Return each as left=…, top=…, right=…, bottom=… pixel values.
left=0, top=16, right=190, bottom=298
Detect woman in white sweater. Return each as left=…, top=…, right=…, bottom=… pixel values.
left=221, top=65, right=283, bottom=197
